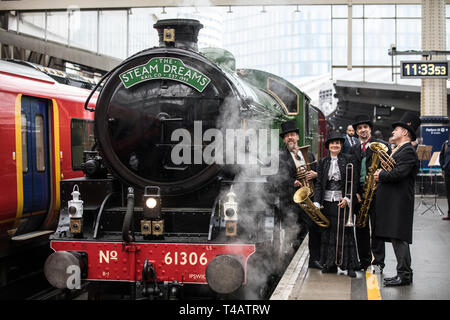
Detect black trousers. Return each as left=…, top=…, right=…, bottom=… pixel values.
left=445, top=173, right=450, bottom=216
left=391, top=238, right=413, bottom=279
left=298, top=223, right=322, bottom=264
left=355, top=197, right=386, bottom=268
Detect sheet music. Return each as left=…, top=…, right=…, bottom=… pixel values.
left=428, top=152, right=441, bottom=167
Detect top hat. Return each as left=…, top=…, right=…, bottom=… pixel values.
left=279, top=120, right=299, bottom=138
left=325, top=132, right=346, bottom=149
left=352, top=114, right=373, bottom=131
left=391, top=112, right=421, bottom=141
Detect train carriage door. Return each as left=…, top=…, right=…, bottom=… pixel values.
left=17, top=96, right=50, bottom=234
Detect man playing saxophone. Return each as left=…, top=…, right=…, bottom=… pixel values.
left=276, top=120, right=322, bottom=269
left=374, top=112, right=420, bottom=287
left=349, top=114, right=390, bottom=273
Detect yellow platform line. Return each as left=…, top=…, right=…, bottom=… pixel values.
left=366, top=271, right=382, bottom=300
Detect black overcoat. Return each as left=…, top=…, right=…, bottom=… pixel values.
left=274, top=148, right=316, bottom=227
left=313, top=153, right=358, bottom=206
left=375, top=142, right=418, bottom=244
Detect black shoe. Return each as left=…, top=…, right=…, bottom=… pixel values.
left=321, top=265, right=338, bottom=273
left=359, top=263, right=370, bottom=271
left=308, top=261, right=323, bottom=270
left=383, top=276, right=411, bottom=287
left=383, top=275, right=398, bottom=282
left=384, top=273, right=413, bottom=284
left=348, top=269, right=356, bottom=278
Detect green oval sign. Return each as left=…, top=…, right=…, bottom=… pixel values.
left=119, top=57, right=211, bottom=92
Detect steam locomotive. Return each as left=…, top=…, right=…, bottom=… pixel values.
left=43, top=19, right=327, bottom=299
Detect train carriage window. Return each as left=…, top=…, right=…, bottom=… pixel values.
left=21, top=112, right=28, bottom=173
left=267, top=77, right=299, bottom=115
left=35, top=114, right=45, bottom=171
left=71, top=119, right=95, bottom=170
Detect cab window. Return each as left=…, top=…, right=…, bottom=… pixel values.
left=71, top=119, right=95, bottom=170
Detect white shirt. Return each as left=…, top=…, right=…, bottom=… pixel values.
left=290, top=150, right=306, bottom=169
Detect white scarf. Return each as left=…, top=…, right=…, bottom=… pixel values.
left=328, top=156, right=341, bottom=181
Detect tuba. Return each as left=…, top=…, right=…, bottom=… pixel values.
left=292, top=145, right=329, bottom=228
left=355, top=142, right=395, bottom=228
left=293, top=187, right=330, bottom=228
left=295, top=145, right=315, bottom=197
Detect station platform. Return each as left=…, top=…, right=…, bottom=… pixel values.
left=270, top=195, right=450, bottom=300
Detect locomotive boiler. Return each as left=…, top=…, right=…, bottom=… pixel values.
left=44, top=19, right=323, bottom=299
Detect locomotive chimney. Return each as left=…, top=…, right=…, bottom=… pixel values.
left=153, top=19, right=203, bottom=51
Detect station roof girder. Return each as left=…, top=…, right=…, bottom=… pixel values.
left=0, top=29, right=121, bottom=72
left=1, top=0, right=448, bottom=12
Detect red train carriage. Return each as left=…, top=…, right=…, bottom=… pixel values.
left=0, top=60, right=95, bottom=258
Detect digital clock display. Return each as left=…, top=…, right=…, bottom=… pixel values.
left=401, top=61, right=449, bottom=78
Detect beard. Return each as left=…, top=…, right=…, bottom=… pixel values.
left=287, top=142, right=296, bottom=152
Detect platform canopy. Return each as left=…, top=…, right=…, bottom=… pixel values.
left=331, top=80, right=450, bottom=138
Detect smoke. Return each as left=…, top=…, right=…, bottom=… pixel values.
left=213, top=91, right=302, bottom=299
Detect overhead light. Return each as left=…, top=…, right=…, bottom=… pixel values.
left=227, top=5, right=233, bottom=13
left=161, top=6, right=167, bottom=14
left=294, top=5, right=301, bottom=13
left=261, top=6, right=267, bottom=13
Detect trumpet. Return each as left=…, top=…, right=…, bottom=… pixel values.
left=335, top=163, right=354, bottom=266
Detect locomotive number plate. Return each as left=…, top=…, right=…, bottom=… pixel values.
left=50, top=241, right=255, bottom=284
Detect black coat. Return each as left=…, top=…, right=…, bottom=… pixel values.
left=350, top=138, right=391, bottom=194
left=342, top=135, right=357, bottom=154
left=375, top=142, right=418, bottom=244
left=313, top=153, right=358, bottom=206
left=275, top=148, right=316, bottom=226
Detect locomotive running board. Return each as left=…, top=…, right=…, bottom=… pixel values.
left=11, top=230, right=54, bottom=241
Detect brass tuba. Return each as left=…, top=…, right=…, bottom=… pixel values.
left=295, top=145, right=315, bottom=197
left=292, top=145, right=329, bottom=228
left=355, top=142, right=395, bottom=228
left=293, top=188, right=330, bottom=228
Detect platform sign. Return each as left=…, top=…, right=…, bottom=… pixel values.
left=419, top=125, right=449, bottom=171
left=400, top=61, right=449, bottom=79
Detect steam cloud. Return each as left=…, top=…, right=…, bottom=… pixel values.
left=214, top=92, right=301, bottom=299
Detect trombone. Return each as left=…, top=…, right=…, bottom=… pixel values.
left=335, top=163, right=355, bottom=267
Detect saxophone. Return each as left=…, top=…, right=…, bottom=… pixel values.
left=292, top=145, right=330, bottom=228
left=355, top=142, right=395, bottom=228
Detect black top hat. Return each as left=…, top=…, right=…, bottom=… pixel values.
left=352, top=114, right=373, bottom=131
left=279, top=120, right=299, bottom=138
left=325, top=132, right=346, bottom=149
left=391, top=112, right=421, bottom=141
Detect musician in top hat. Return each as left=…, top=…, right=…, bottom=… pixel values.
left=274, top=119, right=322, bottom=269
left=313, top=132, right=360, bottom=277
left=374, top=112, right=421, bottom=286
left=349, top=114, right=390, bottom=273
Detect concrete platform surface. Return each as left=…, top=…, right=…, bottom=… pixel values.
left=271, top=196, right=450, bottom=300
